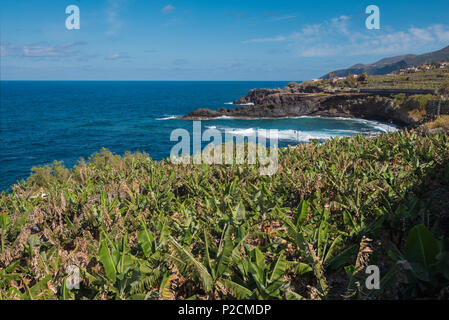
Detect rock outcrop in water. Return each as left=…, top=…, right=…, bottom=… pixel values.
left=180, top=83, right=418, bottom=126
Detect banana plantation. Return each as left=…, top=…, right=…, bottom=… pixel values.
left=1, top=130, right=449, bottom=299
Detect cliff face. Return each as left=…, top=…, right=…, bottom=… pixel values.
left=180, top=88, right=417, bottom=126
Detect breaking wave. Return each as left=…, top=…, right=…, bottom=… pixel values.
left=155, top=115, right=179, bottom=120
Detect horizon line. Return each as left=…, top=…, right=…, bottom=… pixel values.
left=0, top=79, right=299, bottom=82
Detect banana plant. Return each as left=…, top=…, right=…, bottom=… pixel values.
left=167, top=223, right=251, bottom=299
left=238, top=247, right=301, bottom=299
left=0, top=260, right=21, bottom=290
left=137, top=218, right=169, bottom=262
left=97, top=230, right=141, bottom=299
left=19, top=275, right=55, bottom=300
left=0, top=213, right=11, bottom=254
left=385, top=224, right=449, bottom=298
left=279, top=200, right=343, bottom=298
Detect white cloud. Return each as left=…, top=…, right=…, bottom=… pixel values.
left=1, top=42, right=85, bottom=58
left=105, top=53, right=130, bottom=60
left=433, top=24, right=449, bottom=42
left=409, top=27, right=434, bottom=42
left=268, top=14, right=297, bottom=22
left=106, top=0, right=128, bottom=35
left=299, top=24, right=321, bottom=36
left=330, top=15, right=351, bottom=35
left=162, top=4, right=175, bottom=14
left=243, top=16, right=449, bottom=58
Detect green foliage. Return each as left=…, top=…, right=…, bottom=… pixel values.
left=393, top=94, right=437, bottom=120
left=426, top=115, right=449, bottom=131
left=359, top=67, right=449, bottom=90
left=379, top=224, right=449, bottom=298
left=345, top=74, right=358, bottom=88
left=393, top=93, right=407, bottom=106
left=0, top=213, right=11, bottom=254
left=413, top=94, right=435, bottom=110
left=0, top=130, right=449, bottom=300
left=404, top=224, right=439, bottom=269
left=358, top=72, right=368, bottom=82
left=28, top=160, right=70, bottom=187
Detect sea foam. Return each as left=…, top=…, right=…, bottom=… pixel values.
left=155, top=115, right=179, bottom=120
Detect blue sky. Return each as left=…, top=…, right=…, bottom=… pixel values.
left=1, top=0, right=449, bottom=80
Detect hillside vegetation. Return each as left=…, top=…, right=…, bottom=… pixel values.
left=305, top=66, right=449, bottom=91
left=1, top=131, right=449, bottom=300
left=426, top=115, right=449, bottom=131
left=359, top=67, right=449, bottom=90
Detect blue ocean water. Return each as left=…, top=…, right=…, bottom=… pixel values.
left=0, top=81, right=397, bottom=191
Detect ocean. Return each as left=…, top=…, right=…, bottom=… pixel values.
left=0, top=81, right=398, bottom=190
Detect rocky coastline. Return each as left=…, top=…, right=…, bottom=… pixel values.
left=179, top=84, right=420, bottom=126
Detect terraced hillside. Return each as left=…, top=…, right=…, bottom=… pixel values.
left=358, top=67, right=449, bottom=90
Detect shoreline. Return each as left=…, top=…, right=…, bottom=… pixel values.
left=179, top=91, right=413, bottom=127
left=175, top=113, right=400, bottom=133
left=178, top=109, right=401, bottom=125
left=179, top=71, right=449, bottom=126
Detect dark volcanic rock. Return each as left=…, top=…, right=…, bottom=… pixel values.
left=233, top=88, right=282, bottom=105
left=180, top=88, right=417, bottom=126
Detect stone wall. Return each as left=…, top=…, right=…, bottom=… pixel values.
left=427, top=99, right=449, bottom=116
left=359, top=88, right=436, bottom=96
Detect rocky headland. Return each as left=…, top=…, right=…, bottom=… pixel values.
left=180, top=57, right=449, bottom=129
left=180, top=83, right=431, bottom=126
